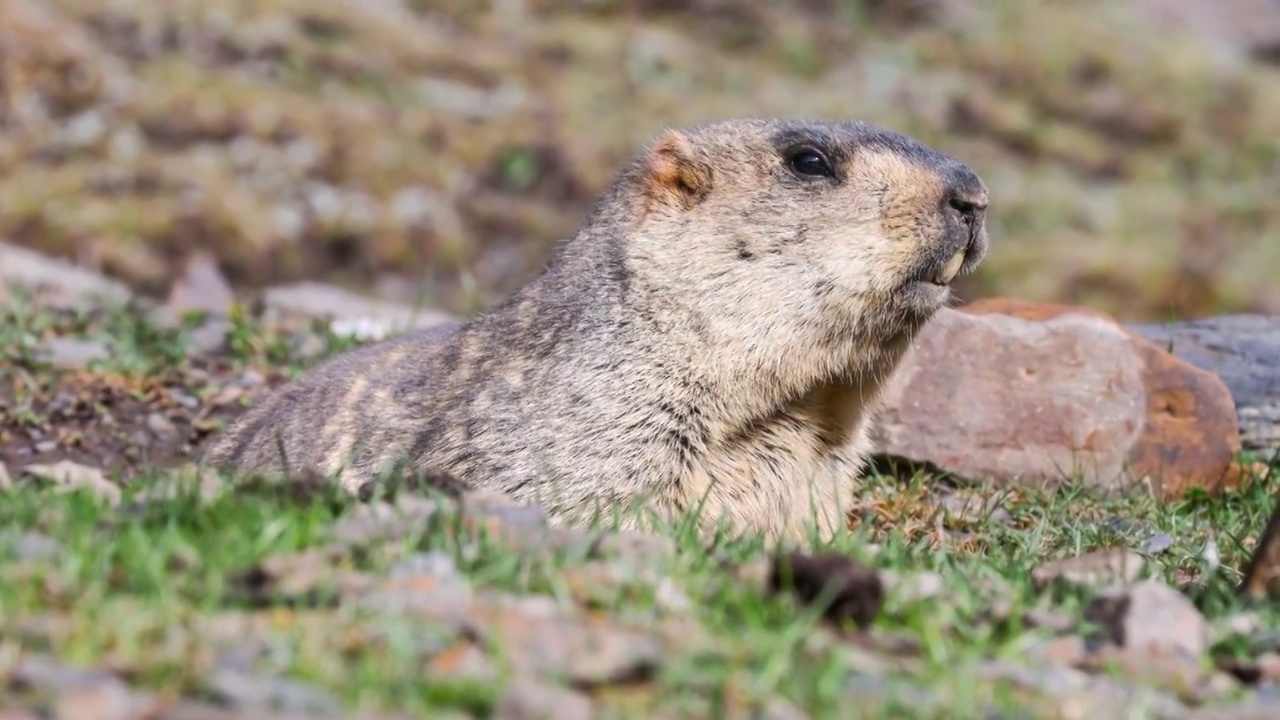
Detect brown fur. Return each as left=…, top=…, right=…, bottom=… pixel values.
left=201, top=117, right=990, bottom=544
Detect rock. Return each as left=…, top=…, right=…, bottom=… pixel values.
left=0, top=462, right=12, bottom=490
left=21, top=460, right=122, bottom=506
left=329, top=495, right=444, bottom=547
left=1139, top=533, right=1176, bottom=555
left=1025, top=635, right=1088, bottom=667
left=259, top=281, right=458, bottom=342
left=1083, top=580, right=1210, bottom=659
left=464, top=601, right=665, bottom=688
left=873, top=299, right=1241, bottom=499
left=228, top=546, right=375, bottom=606
left=1188, top=696, right=1280, bottom=720
left=163, top=251, right=236, bottom=319
left=0, top=243, right=131, bottom=310
left=1032, top=548, right=1148, bottom=591
left=424, top=640, right=499, bottom=683
left=205, top=669, right=343, bottom=717
left=492, top=678, right=595, bottom=720
left=37, top=337, right=111, bottom=370
left=878, top=570, right=946, bottom=604
left=1130, top=314, right=1280, bottom=451
left=356, top=551, right=474, bottom=623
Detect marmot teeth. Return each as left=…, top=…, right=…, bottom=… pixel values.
left=932, top=248, right=967, bottom=286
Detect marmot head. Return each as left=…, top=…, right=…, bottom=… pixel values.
left=621, top=117, right=989, bottom=348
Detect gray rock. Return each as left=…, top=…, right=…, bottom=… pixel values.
left=205, top=669, right=343, bottom=717
left=1139, top=533, right=1176, bottom=555
left=1084, top=580, right=1210, bottom=659
left=0, top=243, right=131, bottom=309
left=38, top=337, right=110, bottom=369
left=492, top=678, right=595, bottom=720
left=1032, top=548, right=1148, bottom=591
left=1130, top=314, right=1280, bottom=450
left=22, top=460, right=122, bottom=506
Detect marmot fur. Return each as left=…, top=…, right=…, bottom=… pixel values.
left=203, top=117, right=990, bottom=544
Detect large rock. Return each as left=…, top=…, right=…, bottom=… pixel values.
left=871, top=298, right=1241, bottom=499
left=1130, top=314, right=1280, bottom=451
left=0, top=243, right=132, bottom=309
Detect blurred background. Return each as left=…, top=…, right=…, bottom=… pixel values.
left=2, top=0, right=1279, bottom=323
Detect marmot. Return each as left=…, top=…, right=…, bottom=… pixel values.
left=202, top=117, right=990, bottom=544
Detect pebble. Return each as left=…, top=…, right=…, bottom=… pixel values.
left=21, top=460, right=123, bottom=506
left=38, top=337, right=111, bottom=369
left=205, top=668, right=343, bottom=717
left=1140, top=533, right=1177, bottom=555
left=1031, top=548, right=1148, bottom=591
left=493, top=678, right=595, bottom=720
left=1084, top=580, right=1210, bottom=658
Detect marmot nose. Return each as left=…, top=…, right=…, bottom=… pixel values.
left=943, top=165, right=988, bottom=223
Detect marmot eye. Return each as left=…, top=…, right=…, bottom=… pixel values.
left=788, top=149, right=833, bottom=178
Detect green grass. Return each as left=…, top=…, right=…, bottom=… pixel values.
left=2, top=294, right=1279, bottom=718
left=2, top=460, right=1277, bottom=717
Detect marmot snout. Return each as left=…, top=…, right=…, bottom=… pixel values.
left=203, top=117, right=991, bottom=545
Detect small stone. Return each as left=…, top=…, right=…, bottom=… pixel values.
left=39, top=337, right=110, bottom=369
left=1026, top=635, right=1087, bottom=667
left=205, top=668, right=342, bottom=716
left=22, top=460, right=122, bottom=506
left=230, top=546, right=374, bottom=605
left=1213, top=611, right=1263, bottom=643
left=878, top=570, right=946, bottom=604
left=3, top=531, right=62, bottom=561
left=1084, top=580, right=1210, bottom=659
left=188, top=319, right=233, bottom=355
left=1253, top=653, right=1280, bottom=684
left=493, top=677, right=594, bottom=720
left=1140, top=533, right=1176, bottom=555
left=0, top=461, right=12, bottom=490
left=146, top=412, right=178, bottom=442
left=53, top=679, right=160, bottom=720
left=165, top=251, right=236, bottom=319
left=358, top=551, right=473, bottom=622
left=1032, top=548, right=1147, bottom=591
left=592, top=530, right=676, bottom=567
left=425, top=640, right=499, bottom=682
left=460, top=490, right=552, bottom=547
left=0, top=243, right=131, bottom=310
left=465, top=603, right=664, bottom=688
left=330, top=495, right=442, bottom=547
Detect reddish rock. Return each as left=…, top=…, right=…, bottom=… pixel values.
left=872, top=298, right=1240, bottom=499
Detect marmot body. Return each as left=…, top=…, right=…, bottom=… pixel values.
left=203, top=117, right=990, bottom=543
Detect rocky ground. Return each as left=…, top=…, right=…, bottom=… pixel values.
left=3, top=0, right=1280, bottom=322
left=3, top=248, right=1280, bottom=719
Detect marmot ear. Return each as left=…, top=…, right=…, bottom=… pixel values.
left=641, top=129, right=713, bottom=210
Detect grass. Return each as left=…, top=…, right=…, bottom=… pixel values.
left=2, top=457, right=1278, bottom=718
left=2, top=289, right=1280, bottom=719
